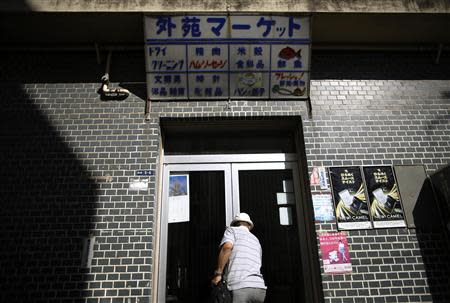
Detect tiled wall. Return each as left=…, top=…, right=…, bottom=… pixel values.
left=0, top=51, right=449, bottom=302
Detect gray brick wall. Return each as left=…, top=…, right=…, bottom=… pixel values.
left=306, top=52, right=450, bottom=303
left=1, top=51, right=449, bottom=302
left=1, top=68, right=156, bottom=302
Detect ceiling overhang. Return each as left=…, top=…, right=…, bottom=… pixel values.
left=1, top=0, right=450, bottom=13
left=1, top=12, right=449, bottom=48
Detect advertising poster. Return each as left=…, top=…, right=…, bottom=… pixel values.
left=310, top=167, right=329, bottom=189
left=363, top=166, right=406, bottom=228
left=329, top=167, right=372, bottom=230
left=319, top=232, right=352, bottom=274
left=312, top=194, right=335, bottom=222
left=168, top=174, right=190, bottom=223
left=318, top=166, right=329, bottom=189
left=310, top=167, right=320, bottom=185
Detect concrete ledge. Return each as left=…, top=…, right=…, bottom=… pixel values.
left=1, top=0, right=449, bottom=13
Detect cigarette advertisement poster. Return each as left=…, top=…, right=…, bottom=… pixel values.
left=168, top=174, right=190, bottom=223
left=363, top=166, right=406, bottom=228
left=329, top=167, right=372, bottom=230
left=319, top=232, right=352, bottom=274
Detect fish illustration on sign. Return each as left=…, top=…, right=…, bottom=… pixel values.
left=278, top=47, right=302, bottom=60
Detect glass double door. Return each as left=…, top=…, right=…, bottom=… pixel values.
left=159, top=161, right=308, bottom=303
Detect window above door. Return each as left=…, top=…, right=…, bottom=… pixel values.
left=160, top=116, right=302, bottom=155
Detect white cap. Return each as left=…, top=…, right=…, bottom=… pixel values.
left=231, top=212, right=254, bottom=230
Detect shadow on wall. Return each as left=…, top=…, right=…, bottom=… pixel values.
left=0, top=51, right=147, bottom=102
left=413, top=164, right=450, bottom=302
left=0, top=84, right=99, bottom=302
left=311, top=50, right=450, bottom=80
left=0, top=48, right=146, bottom=302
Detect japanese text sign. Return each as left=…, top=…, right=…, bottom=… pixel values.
left=144, top=15, right=311, bottom=100
left=363, top=166, right=406, bottom=228
left=319, top=232, right=352, bottom=275
left=329, top=167, right=372, bottom=230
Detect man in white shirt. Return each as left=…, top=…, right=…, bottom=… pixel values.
left=211, top=213, right=266, bottom=303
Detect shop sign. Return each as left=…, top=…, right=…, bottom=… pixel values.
left=329, top=167, right=372, bottom=230
left=319, top=232, right=352, bottom=275
left=363, top=166, right=406, bottom=228
left=144, top=15, right=311, bottom=100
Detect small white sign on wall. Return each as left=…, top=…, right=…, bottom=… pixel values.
left=129, top=178, right=149, bottom=191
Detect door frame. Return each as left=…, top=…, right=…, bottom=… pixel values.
left=155, top=153, right=315, bottom=303
left=230, top=161, right=313, bottom=302
left=231, top=161, right=300, bottom=215
left=158, top=163, right=233, bottom=303
left=163, top=153, right=298, bottom=164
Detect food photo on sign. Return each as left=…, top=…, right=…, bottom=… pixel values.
left=328, top=167, right=372, bottom=230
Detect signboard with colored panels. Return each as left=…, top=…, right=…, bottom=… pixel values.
left=144, top=15, right=311, bottom=100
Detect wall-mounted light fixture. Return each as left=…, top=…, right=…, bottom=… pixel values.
left=98, top=51, right=130, bottom=101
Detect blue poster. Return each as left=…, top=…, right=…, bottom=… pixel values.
left=313, top=194, right=335, bottom=222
